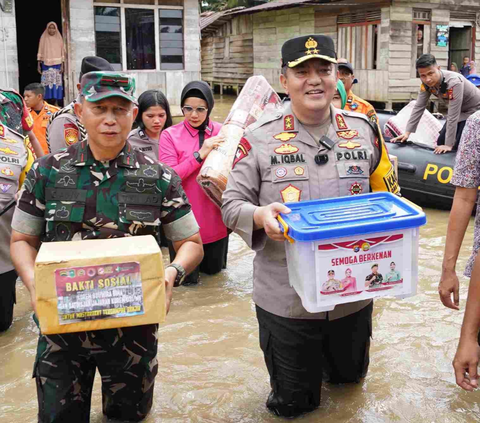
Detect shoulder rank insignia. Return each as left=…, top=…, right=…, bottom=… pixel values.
left=274, top=132, right=297, bottom=142
left=64, top=123, right=79, bottom=146
left=337, top=130, right=358, bottom=140
left=284, top=115, right=294, bottom=131
left=338, top=140, right=362, bottom=150
left=280, top=184, right=301, bottom=203
left=0, top=124, right=4, bottom=137
left=233, top=137, right=252, bottom=169
left=274, top=144, right=299, bottom=154
left=335, top=114, right=348, bottom=130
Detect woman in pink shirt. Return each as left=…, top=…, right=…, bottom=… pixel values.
left=159, top=81, right=227, bottom=285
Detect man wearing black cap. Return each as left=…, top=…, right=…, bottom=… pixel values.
left=222, top=35, right=399, bottom=418
left=337, top=58, right=379, bottom=124
left=46, top=56, right=114, bottom=153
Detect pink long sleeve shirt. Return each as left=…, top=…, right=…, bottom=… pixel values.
left=159, top=120, right=227, bottom=244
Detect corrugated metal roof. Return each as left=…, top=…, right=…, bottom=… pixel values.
left=200, top=7, right=245, bottom=32
left=228, top=0, right=333, bottom=15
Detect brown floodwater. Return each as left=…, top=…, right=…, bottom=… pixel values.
left=1, top=95, right=479, bottom=423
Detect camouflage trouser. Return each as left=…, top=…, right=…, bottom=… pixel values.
left=33, top=322, right=159, bottom=423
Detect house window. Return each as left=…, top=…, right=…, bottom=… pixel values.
left=412, top=10, right=431, bottom=77
left=94, top=0, right=184, bottom=71
left=337, top=10, right=381, bottom=70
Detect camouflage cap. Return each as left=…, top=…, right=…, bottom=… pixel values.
left=80, top=71, right=136, bottom=103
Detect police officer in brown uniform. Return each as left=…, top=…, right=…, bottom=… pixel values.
left=46, top=56, right=114, bottom=153
left=392, top=54, right=480, bottom=154
left=0, top=122, right=33, bottom=331
left=222, top=35, right=399, bottom=418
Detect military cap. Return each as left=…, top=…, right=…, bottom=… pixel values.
left=79, top=56, right=114, bottom=81
left=80, top=71, right=136, bottom=103
left=281, top=35, right=337, bottom=68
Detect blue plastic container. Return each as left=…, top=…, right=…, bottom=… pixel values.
left=278, top=192, right=427, bottom=312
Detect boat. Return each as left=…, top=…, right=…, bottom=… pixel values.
left=377, top=111, right=456, bottom=210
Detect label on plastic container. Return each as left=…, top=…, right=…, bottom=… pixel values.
left=315, top=234, right=405, bottom=302
left=55, top=262, right=144, bottom=324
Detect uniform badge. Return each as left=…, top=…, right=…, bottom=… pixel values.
left=335, top=114, right=348, bottom=130
left=24, top=113, right=34, bottom=130
left=280, top=184, right=301, bottom=203
left=58, top=175, right=76, bottom=187
left=273, top=132, right=297, bottom=142
left=143, top=166, right=158, bottom=177
left=338, top=140, right=362, bottom=149
left=64, top=123, right=79, bottom=146
left=351, top=103, right=358, bottom=110
left=337, top=130, right=359, bottom=140
left=274, top=144, right=299, bottom=154
left=1, top=167, right=14, bottom=176
left=347, top=97, right=353, bottom=104
left=233, top=137, right=252, bottom=169
left=3, top=138, right=18, bottom=144
left=0, top=124, right=4, bottom=137
left=448, top=88, right=454, bottom=100
left=367, top=109, right=378, bottom=124
left=347, top=165, right=364, bottom=175
left=0, top=147, right=18, bottom=155
left=275, top=167, right=287, bottom=178
left=0, top=183, right=11, bottom=193
left=349, top=182, right=363, bottom=195
left=284, top=115, right=294, bottom=131
left=294, top=166, right=305, bottom=176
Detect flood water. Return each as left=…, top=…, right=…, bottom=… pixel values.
left=1, top=95, right=479, bottom=422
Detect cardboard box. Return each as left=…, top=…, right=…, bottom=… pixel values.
left=278, top=192, right=426, bottom=312
left=35, top=235, right=165, bottom=334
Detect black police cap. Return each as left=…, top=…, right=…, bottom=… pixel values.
left=79, top=56, right=114, bottom=82
left=281, top=35, right=337, bottom=68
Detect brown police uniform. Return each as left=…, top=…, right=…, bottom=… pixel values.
left=406, top=69, right=480, bottom=148
left=127, top=127, right=159, bottom=162
left=0, top=123, right=33, bottom=331
left=46, top=101, right=86, bottom=153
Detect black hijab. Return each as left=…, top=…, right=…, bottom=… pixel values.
left=181, top=81, right=214, bottom=147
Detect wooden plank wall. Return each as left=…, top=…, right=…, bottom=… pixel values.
left=201, top=15, right=254, bottom=85
left=354, top=70, right=389, bottom=101
left=253, top=7, right=316, bottom=93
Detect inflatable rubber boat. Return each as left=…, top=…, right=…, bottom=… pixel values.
left=377, top=111, right=456, bottom=210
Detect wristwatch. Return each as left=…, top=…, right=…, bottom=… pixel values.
left=193, top=151, right=203, bottom=164
left=166, top=263, right=187, bottom=286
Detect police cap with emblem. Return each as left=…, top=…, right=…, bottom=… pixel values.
left=80, top=71, right=136, bottom=103
left=281, top=35, right=337, bottom=68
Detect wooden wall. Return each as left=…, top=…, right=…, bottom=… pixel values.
left=252, top=7, right=316, bottom=93
left=201, top=15, right=253, bottom=85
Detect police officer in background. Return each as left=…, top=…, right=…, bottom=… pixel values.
left=222, top=34, right=399, bottom=418
left=392, top=53, right=480, bottom=154
left=10, top=71, right=204, bottom=422
left=0, top=121, right=33, bottom=332
left=46, top=56, right=114, bottom=153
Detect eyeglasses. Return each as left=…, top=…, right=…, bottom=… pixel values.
left=182, top=106, right=208, bottom=115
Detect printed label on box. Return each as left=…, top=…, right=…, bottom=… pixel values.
left=315, top=234, right=404, bottom=304
left=55, top=262, right=144, bottom=324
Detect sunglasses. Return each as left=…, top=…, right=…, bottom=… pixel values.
left=182, top=106, right=208, bottom=115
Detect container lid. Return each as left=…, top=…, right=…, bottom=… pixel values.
left=279, top=192, right=427, bottom=242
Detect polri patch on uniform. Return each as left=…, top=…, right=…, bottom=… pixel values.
left=336, top=114, right=348, bottom=130
left=1, top=167, right=14, bottom=177
left=274, top=143, right=299, bottom=154
left=294, top=166, right=305, bottom=176
left=337, top=130, right=359, bottom=140
left=280, top=184, right=301, bottom=203
left=284, top=115, right=294, bottom=131
left=233, top=137, right=252, bottom=169
left=64, top=123, right=79, bottom=146
left=275, top=167, right=287, bottom=178
left=338, top=140, right=362, bottom=149
left=347, top=165, right=364, bottom=175
left=0, top=183, right=12, bottom=193
left=273, top=132, right=297, bottom=142
left=349, top=182, right=363, bottom=195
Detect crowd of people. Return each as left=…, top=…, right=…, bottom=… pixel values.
left=1, top=29, right=480, bottom=422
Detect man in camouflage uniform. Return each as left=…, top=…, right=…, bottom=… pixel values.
left=0, top=121, right=33, bottom=332
left=10, top=71, right=204, bottom=422
left=46, top=56, right=114, bottom=153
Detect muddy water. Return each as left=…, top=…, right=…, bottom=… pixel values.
left=1, top=96, right=479, bottom=423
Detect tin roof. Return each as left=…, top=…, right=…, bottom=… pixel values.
left=200, top=7, right=245, bottom=34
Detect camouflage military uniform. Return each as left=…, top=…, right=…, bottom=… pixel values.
left=12, top=137, right=199, bottom=422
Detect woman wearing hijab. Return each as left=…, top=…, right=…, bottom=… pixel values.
left=128, top=89, right=172, bottom=161
left=332, top=80, right=347, bottom=109
left=450, top=62, right=459, bottom=73
left=37, top=22, right=64, bottom=105
left=159, top=81, right=228, bottom=286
